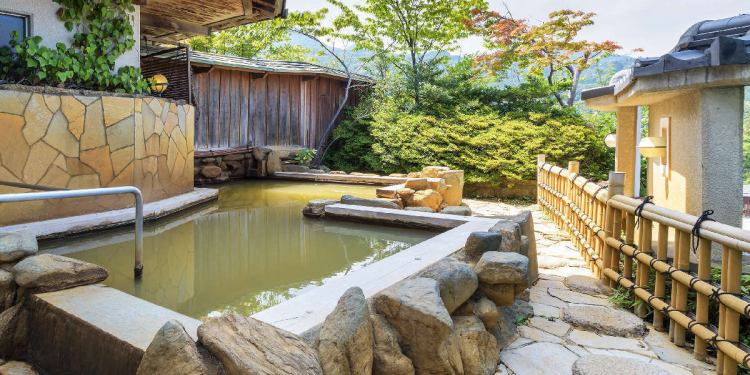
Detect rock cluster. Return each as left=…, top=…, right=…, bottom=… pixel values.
left=374, top=166, right=468, bottom=213
left=0, top=231, right=109, bottom=369
left=195, top=146, right=331, bottom=184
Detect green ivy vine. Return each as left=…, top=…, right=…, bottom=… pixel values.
left=0, top=0, right=150, bottom=94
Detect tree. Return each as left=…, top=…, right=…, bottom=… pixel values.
left=188, top=10, right=328, bottom=62
left=470, top=8, right=620, bottom=106
left=329, top=0, right=487, bottom=108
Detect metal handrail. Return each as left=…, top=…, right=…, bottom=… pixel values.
left=0, top=186, right=144, bottom=278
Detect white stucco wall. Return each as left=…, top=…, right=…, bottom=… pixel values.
left=0, top=0, right=140, bottom=69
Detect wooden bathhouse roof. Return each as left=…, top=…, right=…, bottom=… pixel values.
left=189, top=50, right=373, bottom=83
left=135, top=0, right=286, bottom=41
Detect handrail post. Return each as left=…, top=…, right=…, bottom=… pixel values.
left=134, top=190, right=144, bottom=278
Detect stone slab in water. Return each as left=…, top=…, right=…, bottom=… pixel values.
left=0, top=232, right=37, bottom=263
left=572, top=355, right=668, bottom=375
left=341, top=195, right=401, bottom=210
left=563, top=275, right=612, bottom=296
left=562, top=305, right=647, bottom=337
left=13, top=254, right=107, bottom=292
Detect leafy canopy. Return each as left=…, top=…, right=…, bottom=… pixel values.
left=189, top=10, right=329, bottom=62
left=329, top=0, right=487, bottom=108
left=470, top=8, right=620, bottom=106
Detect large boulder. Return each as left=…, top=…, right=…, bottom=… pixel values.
left=0, top=232, right=37, bottom=263
left=417, top=258, right=478, bottom=313
left=0, top=270, right=15, bottom=311
left=303, top=199, right=339, bottom=218
left=406, top=189, right=443, bottom=212
left=341, top=195, right=401, bottom=210
left=198, top=313, right=322, bottom=375
left=371, top=314, right=414, bottom=375
left=137, top=320, right=207, bottom=375
left=373, top=278, right=463, bottom=374
left=318, top=287, right=373, bottom=375
left=13, top=254, right=107, bottom=292
left=489, top=221, right=522, bottom=253
left=498, top=212, right=538, bottom=284
left=474, top=252, right=529, bottom=286
left=572, top=355, right=669, bottom=375
left=200, top=165, right=222, bottom=179
left=453, top=316, right=499, bottom=375
left=437, top=170, right=464, bottom=206
left=464, top=232, right=501, bottom=260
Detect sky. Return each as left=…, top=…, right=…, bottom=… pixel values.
left=287, top=0, right=747, bottom=57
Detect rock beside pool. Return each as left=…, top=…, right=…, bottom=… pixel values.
left=13, top=254, right=108, bottom=292
left=475, top=297, right=499, bottom=330
left=341, top=195, right=402, bottom=210
left=302, top=199, right=339, bottom=218
left=572, top=355, right=669, bottom=375
left=371, top=314, right=414, bottom=375
left=0, top=304, right=27, bottom=359
left=373, top=277, right=463, bottom=374
left=0, top=232, right=37, bottom=263
left=137, top=320, right=207, bottom=375
left=0, top=270, right=15, bottom=311
left=417, top=258, right=478, bottom=313
left=453, top=316, right=498, bottom=375
left=198, top=313, right=322, bottom=375
left=464, top=232, right=501, bottom=260
left=489, top=221, right=522, bottom=253
left=318, top=287, right=373, bottom=375
left=496, top=212, right=538, bottom=283
left=474, top=252, right=529, bottom=285
left=441, top=205, right=472, bottom=216
left=405, top=189, right=443, bottom=212
left=404, top=206, right=432, bottom=213
left=200, top=165, right=222, bottom=179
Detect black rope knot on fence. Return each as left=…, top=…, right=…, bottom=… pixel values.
left=591, top=185, right=608, bottom=203
left=691, top=209, right=715, bottom=254
left=634, top=195, right=654, bottom=229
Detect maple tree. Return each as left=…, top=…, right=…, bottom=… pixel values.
left=470, top=8, right=621, bottom=106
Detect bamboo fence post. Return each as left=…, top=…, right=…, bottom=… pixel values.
left=624, top=213, right=635, bottom=281
left=605, top=172, right=625, bottom=287
left=669, top=230, right=682, bottom=341
left=722, top=245, right=742, bottom=375
left=694, top=238, right=711, bottom=360
left=635, top=218, right=652, bottom=318
left=717, top=244, right=729, bottom=373
left=653, top=223, right=668, bottom=331
left=673, top=230, right=691, bottom=347
left=537, top=154, right=545, bottom=212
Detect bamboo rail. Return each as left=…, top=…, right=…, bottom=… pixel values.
left=536, top=155, right=749, bottom=374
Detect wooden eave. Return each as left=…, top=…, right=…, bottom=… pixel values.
left=135, top=0, right=285, bottom=42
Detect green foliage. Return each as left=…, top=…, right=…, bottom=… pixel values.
left=189, top=10, right=329, bottom=62
left=294, top=148, right=318, bottom=166
left=325, top=57, right=613, bottom=184
left=328, top=0, right=487, bottom=108
left=0, top=0, right=149, bottom=93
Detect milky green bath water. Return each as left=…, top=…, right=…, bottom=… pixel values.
left=43, top=180, right=433, bottom=318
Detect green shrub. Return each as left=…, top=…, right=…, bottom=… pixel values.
left=326, top=106, right=609, bottom=184
left=0, top=0, right=149, bottom=94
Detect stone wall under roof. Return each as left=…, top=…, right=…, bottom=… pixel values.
left=0, top=87, right=194, bottom=225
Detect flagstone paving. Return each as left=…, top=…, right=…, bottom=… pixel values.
left=464, top=200, right=717, bottom=375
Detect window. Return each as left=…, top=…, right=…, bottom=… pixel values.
left=0, top=11, right=28, bottom=48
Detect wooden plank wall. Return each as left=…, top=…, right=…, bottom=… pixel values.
left=193, top=67, right=349, bottom=151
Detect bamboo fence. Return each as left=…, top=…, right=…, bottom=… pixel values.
left=536, top=155, right=749, bottom=375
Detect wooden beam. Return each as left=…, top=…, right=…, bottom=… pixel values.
left=140, top=13, right=209, bottom=36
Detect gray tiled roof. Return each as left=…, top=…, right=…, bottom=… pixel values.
left=189, top=50, right=372, bottom=82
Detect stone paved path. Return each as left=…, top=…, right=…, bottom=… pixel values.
left=464, top=200, right=716, bottom=375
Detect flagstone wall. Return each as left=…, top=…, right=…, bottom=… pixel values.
left=0, top=86, right=194, bottom=225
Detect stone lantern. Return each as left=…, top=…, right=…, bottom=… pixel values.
left=582, top=14, right=750, bottom=230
